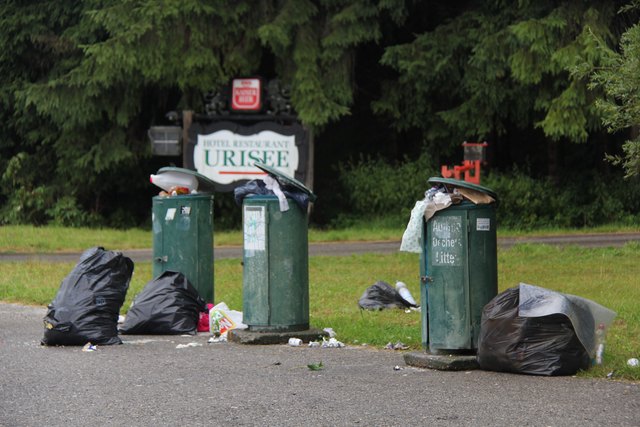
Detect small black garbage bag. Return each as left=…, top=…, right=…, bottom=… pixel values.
left=358, top=281, right=417, bottom=310
left=233, top=179, right=310, bottom=211
left=120, top=271, right=206, bottom=335
left=42, top=247, right=134, bottom=346
left=476, top=286, right=591, bottom=376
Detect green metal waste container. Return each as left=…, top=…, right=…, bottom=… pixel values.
left=420, top=177, right=498, bottom=353
left=242, top=163, right=317, bottom=332
left=152, top=167, right=217, bottom=303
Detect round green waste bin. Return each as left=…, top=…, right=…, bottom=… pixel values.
left=420, top=177, right=498, bottom=353
left=152, top=167, right=217, bottom=303
left=241, top=163, right=316, bottom=332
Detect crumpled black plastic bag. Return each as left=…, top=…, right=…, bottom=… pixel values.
left=358, top=281, right=417, bottom=310
left=42, top=247, right=134, bottom=346
left=233, top=179, right=310, bottom=211
left=477, top=287, right=591, bottom=376
left=120, top=271, right=206, bottom=335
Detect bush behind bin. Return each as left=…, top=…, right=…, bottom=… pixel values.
left=2, top=154, right=639, bottom=229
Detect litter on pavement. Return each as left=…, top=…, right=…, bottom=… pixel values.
left=477, top=283, right=617, bottom=376
left=42, top=247, right=133, bottom=347
left=358, top=280, right=418, bottom=310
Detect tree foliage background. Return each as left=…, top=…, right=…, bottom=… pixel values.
left=0, top=0, right=638, bottom=228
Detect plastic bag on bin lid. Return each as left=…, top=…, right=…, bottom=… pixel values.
left=120, top=271, right=207, bottom=335
left=358, top=281, right=418, bottom=310
left=42, top=247, right=134, bottom=346
left=233, top=179, right=310, bottom=211
left=477, top=283, right=616, bottom=376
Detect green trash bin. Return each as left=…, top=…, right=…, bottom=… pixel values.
left=241, top=163, right=317, bottom=332
left=420, top=177, right=498, bottom=353
left=152, top=167, right=217, bottom=303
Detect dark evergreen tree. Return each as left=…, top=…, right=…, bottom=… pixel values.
left=1, top=0, right=403, bottom=225
left=0, top=0, right=637, bottom=226
left=373, top=0, right=626, bottom=179
left=588, top=1, right=640, bottom=177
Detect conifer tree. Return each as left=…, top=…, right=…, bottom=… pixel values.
left=589, top=1, right=640, bottom=177
left=1, top=0, right=636, bottom=225
left=373, top=0, right=625, bottom=179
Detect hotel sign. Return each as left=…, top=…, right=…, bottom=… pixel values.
left=186, top=121, right=308, bottom=191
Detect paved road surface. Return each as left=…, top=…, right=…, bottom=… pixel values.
left=0, top=303, right=638, bottom=426
left=1, top=232, right=639, bottom=263
left=1, top=234, right=639, bottom=425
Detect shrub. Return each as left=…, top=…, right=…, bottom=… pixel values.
left=335, top=159, right=640, bottom=230
left=335, top=153, right=438, bottom=226
left=484, top=169, right=640, bottom=229
left=483, top=170, right=564, bottom=229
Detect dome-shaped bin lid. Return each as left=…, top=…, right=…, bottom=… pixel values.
left=156, top=167, right=218, bottom=193
left=428, top=177, right=498, bottom=203
left=253, top=162, right=317, bottom=203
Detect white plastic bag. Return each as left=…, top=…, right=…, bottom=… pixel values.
left=209, top=302, right=247, bottom=336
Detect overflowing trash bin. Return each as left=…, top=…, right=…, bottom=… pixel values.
left=235, top=162, right=316, bottom=332
left=151, top=167, right=217, bottom=303
left=422, top=177, right=498, bottom=353
left=401, top=177, right=498, bottom=353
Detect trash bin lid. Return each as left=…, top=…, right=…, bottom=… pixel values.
left=157, top=167, right=218, bottom=193
left=253, top=162, right=317, bottom=203
left=428, top=177, right=498, bottom=202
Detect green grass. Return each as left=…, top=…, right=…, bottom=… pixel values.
left=0, top=226, right=152, bottom=253
left=1, top=224, right=639, bottom=253
left=0, top=224, right=405, bottom=252
left=0, top=224, right=406, bottom=252
left=0, top=225, right=238, bottom=252
left=499, top=243, right=640, bottom=381
left=499, top=224, right=640, bottom=237
left=1, top=242, right=638, bottom=382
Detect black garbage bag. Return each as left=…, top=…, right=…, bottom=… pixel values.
left=42, top=247, right=134, bottom=346
left=120, top=271, right=206, bottom=335
left=233, top=179, right=310, bottom=211
left=358, top=281, right=417, bottom=310
left=477, top=286, right=591, bottom=376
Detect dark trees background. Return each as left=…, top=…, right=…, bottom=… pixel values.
left=1, top=0, right=638, bottom=228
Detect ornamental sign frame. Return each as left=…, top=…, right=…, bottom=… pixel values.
left=185, top=120, right=308, bottom=192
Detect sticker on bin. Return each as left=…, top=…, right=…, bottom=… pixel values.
left=244, top=206, right=266, bottom=251
left=165, top=208, right=176, bottom=221
left=476, top=218, right=491, bottom=231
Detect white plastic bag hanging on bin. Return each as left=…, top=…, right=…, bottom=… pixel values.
left=262, top=175, right=289, bottom=212
left=400, top=192, right=453, bottom=253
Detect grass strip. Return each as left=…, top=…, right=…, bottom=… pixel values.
left=1, top=243, right=638, bottom=381
left=2, top=224, right=639, bottom=253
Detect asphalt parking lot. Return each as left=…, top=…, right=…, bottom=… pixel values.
left=1, top=303, right=638, bottom=426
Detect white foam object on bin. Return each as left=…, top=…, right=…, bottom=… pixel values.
left=150, top=171, right=198, bottom=192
